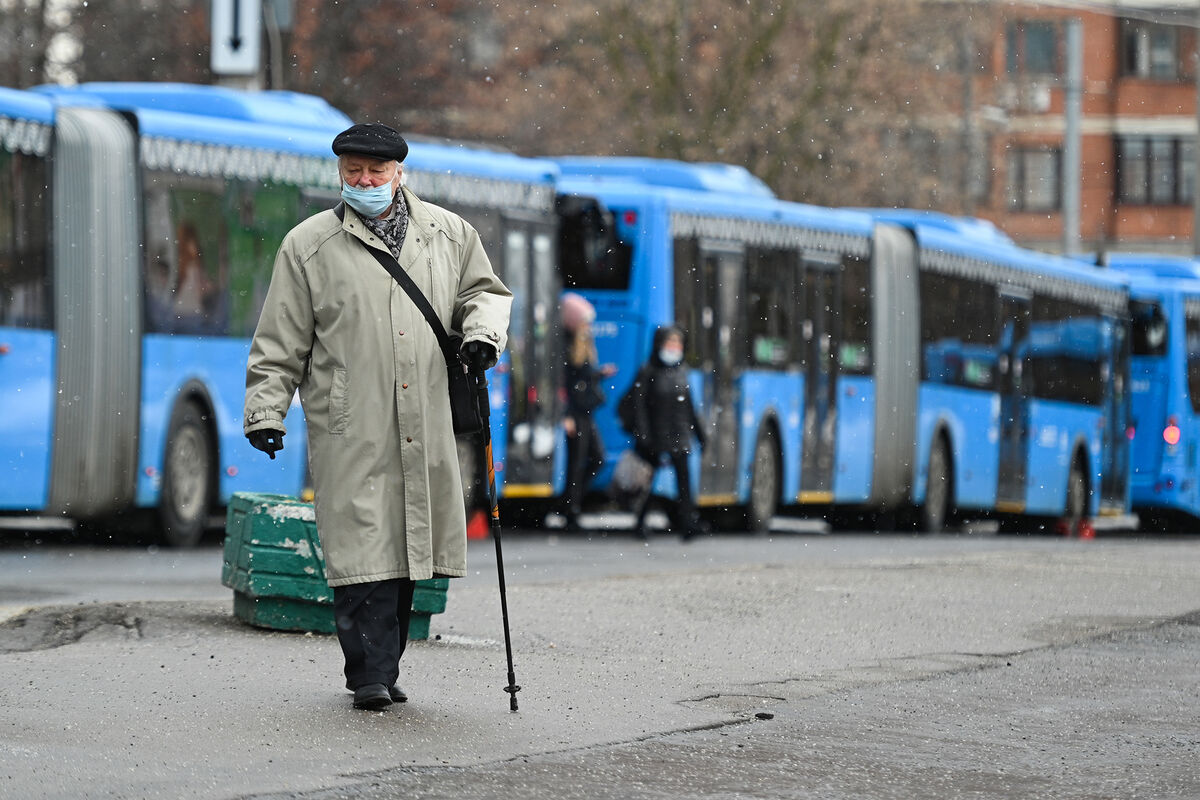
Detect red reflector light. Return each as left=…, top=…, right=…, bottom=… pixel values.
left=1164, top=425, right=1181, bottom=446
left=1126, top=426, right=1136, bottom=440
left=622, top=210, right=638, bottom=225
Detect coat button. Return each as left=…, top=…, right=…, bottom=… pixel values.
left=398, top=331, right=404, bottom=336
left=406, top=437, right=413, bottom=443
left=402, top=383, right=408, bottom=389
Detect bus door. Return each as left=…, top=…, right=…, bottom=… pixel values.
left=799, top=253, right=841, bottom=501
left=498, top=217, right=560, bottom=494
left=1099, top=315, right=1130, bottom=512
left=693, top=243, right=743, bottom=502
left=996, top=291, right=1032, bottom=509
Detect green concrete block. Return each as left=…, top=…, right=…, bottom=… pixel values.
left=222, top=491, right=448, bottom=639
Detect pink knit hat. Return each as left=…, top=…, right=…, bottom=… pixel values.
left=560, top=292, right=595, bottom=332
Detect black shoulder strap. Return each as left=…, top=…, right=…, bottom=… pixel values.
left=335, top=202, right=458, bottom=365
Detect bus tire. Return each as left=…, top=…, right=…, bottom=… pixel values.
left=158, top=399, right=213, bottom=548
left=1063, top=457, right=1087, bottom=537
left=919, top=438, right=951, bottom=534
left=743, top=429, right=780, bottom=532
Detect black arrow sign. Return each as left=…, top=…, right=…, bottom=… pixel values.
left=230, top=0, right=243, bottom=51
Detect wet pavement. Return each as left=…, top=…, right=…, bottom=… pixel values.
left=1, top=524, right=1198, bottom=798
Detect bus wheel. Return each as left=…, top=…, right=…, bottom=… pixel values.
left=1062, top=460, right=1087, bottom=537
left=158, top=400, right=212, bottom=548
left=743, top=430, right=780, bottom=532
left=919, top=439, right=951, bottom=534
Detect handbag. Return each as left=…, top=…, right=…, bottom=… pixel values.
left=335, top=203, right=484, bottom=435
left=611, top=450, right=654, bottom=495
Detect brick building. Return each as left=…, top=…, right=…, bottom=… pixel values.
left=962, top=0, right=1198, bottom=254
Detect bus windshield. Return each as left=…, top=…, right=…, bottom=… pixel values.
left=556, top=195, right=633, bottom=290
left=1131, top=300, right=1167, bottom=356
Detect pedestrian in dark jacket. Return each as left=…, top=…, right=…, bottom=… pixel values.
left=625, top=325, right=707, bottom=540
left=557, top=292, right=614, bottom=530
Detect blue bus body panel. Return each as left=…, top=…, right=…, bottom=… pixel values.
left=488, top=354, right=512, bottom=489
left=0, top=329, right=55, bottom=510
left=916, top=384, right=999, bottom=510
left=1129, top=355, right=1168, bottom=496
left=733, top=371, right=802, bottom=503
left=138, top=336, right=309, bottom=506
left=834, top=375, right=875, bottom=503
left=1024, top=400, right=1102, bottom=516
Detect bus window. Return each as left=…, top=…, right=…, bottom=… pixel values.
left=745, top=246, right=796, bottom=369
left=556, top=195, right=633, bottom=290
left=143, top=175, right=230, bottom=336
left=839, top=255, right=873, bottom=374
left=1030, top=296, right=1105, bottom=406
left=227, top=181, right=302, bottom=337
left=673, top=237, right=704, bottom=367
left=919, top=271, right=998, bottom=390
left=0, top=150, right=49, bottom=329
left=1186, top=312, right=1200, bottom=414
left=1131, top=300, right=1167, bottom=356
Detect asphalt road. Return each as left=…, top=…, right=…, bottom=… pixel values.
left=1, top=516, right=1198, bottom=799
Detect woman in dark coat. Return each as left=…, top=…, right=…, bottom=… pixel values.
left=558, top=292, right=613, bottom=530
left=625, top=325, right=707, bottom=540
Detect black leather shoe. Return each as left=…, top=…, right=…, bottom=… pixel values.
left=389, top=684, right=408, bottom=703
left=352, top=683, right=393, bottom=710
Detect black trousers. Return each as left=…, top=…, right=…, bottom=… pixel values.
left=333, top=578, right=416, bottom=691
left=634, top=451, right=699, bottom=533
left=561, top=414, right=605, bottom=520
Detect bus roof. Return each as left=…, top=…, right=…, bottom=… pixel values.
left=1090, top=252, right=1200, bottom=281
left=0, top=86, right=54, bottom=124
left=32, top=82, right=352, bottom=130
left=552, top=156, right=776, bottom=198
left=31, top=82, right=558, bottom=187
left=854, top=208, right=1014, bottom=247
left=557, top=170, right=876, bottom=244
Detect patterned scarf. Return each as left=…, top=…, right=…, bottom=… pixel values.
left=362, top=188, right=410, bottom=260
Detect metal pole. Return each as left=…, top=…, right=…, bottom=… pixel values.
left=470, top=367, right=520, bottom=711
left=1063, top=17, right=1083, bottom=254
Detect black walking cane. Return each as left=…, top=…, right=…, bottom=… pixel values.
left=469, top=365, right=521, bottom=711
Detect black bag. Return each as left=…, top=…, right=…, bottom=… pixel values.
left=335, top=204, right=484, bottom=435
left=617, top=369, right=646, bottom=436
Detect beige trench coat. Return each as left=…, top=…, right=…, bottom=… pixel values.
left=244, top=187, right=511, bottom=586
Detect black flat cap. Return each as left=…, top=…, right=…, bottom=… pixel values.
left=332, top=123, right=408, bottom=162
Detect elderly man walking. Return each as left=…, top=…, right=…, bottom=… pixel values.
left=243, top=123, right=511, bottom=711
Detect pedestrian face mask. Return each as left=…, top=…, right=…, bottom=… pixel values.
left=659, top=347, right=683, bottom=366
left=341, top=180, right=396, bottom=218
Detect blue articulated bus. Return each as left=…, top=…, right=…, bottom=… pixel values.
left=552, top=158, right=1132, bottom=533
left=552, top=157, right=920, bottom=530
left=0, top=82, right=561, bottom=545
left=1079, top=253, right=1200, bottom=530
left=867, top=210, right=1131, bottom=534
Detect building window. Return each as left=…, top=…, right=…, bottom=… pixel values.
left=1117, top=136, right=1195, bottom=206
left=1006, top=20, right=1060, bottom=77
left=1006, top=147, right=1061, bottom=212
left=1121, top=19, right=1186, bottom=80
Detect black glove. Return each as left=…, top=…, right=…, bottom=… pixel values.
left=247, top=429, right=285, bottom=460
left=461, top=339, right=498, bottom=371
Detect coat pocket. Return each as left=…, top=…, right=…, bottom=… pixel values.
left=329, top=367, right=349, bottom=435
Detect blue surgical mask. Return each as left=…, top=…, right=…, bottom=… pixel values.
left=658, top=349, right=683, bottom=366
left=341, top=181, right=395, bottom=218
